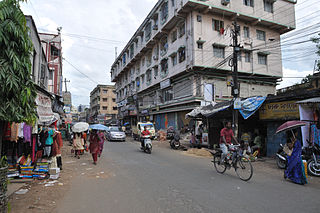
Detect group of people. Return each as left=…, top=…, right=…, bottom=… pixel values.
left=219, top=121, right=307, bottom=185
left=72, top=130, right=106, bottom=165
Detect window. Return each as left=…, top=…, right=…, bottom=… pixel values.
left=160, top=36, right=168, bottom=56
left=142, top=57, right=145, bottom=67
left=213, top=46, right=225, bottom=58
left=112, top=98, right=116, bottom=102
left=160, top=2, right=168, bottom=24
left=145, top=22, right=152, bottom=41
left=171, top=0, right=175, bottom=7
left=102, top=106, right=108, bottom=110
left=258, top=54, right=267, bottom=65
left=212, top=19, right=224, bottom=32
left=136, top=77, right=140, bottom=89
left=154, top=66, right=158, bottom=77
left=160, top=58, right=168, bottom=77
left=130, top=44, right=134, bottom=59
left=103, top=90, right=108, bottom=94
left=162, top=88, right=173, bottom=102
left=113, top=106, right=117, bottom=110
left=243, top=26, right=250, bottom=38
left=256, top=30, right=266, bottom=41
left=178, top=47, right=185, bottom=63
left=264, top=0, right=273, bottom=13
left=178, top=22, right=185, bottom=37
left=141, top=74, right=145, bottom=84
left=122, top=54, right=126, bottom=65
left=103, top=98, right=108, bottom=102
left=243, top=0, right=254, bottom=7
left=197, top=43, right=203, bottom=49
left=146, top=53, right=152, bottom=67
left=171, top=30, right=177, bottom=43
left=245, top=52, right=251, bottom=63
left=146, top=70, right=152, bottom=84
left=49, top=69, right=53, bottom=80
left=197, top=15, right=202, bottom=22
left=171, top=54, right=177, bottom=66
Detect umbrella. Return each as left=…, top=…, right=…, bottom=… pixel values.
left=276, top=120, right=307, bottom=134
left=124, top=122, right=129, bottom=126
left=72, top=122, right=89, bottom=133
left=89, top=124, right=109, bottom=131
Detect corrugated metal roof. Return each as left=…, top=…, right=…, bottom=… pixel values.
left=296, top=97, right=320, bottom=104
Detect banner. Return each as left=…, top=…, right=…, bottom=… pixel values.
left=36, top=92, right=54, bottom=123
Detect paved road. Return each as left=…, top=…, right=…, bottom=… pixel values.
left=58, top=139, right=320, bottom=213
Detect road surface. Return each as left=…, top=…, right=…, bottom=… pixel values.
left=57, top=139, right=319, bottom=213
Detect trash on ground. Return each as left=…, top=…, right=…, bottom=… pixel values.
left=15, top=189, right=29, bottom=194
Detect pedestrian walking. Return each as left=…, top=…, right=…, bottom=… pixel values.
left=89, top=130, right=100, bottom=165
left=73, top=133, right=84, bottom=159
left=98, top=130, right=106, bottom=157
left=284, top=130, right=307, bottom=185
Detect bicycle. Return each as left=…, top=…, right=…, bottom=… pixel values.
left=211, top=144, right=253, bottom=181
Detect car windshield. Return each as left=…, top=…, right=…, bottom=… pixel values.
left=140, top=124, right=154, bottom=130
left=109, top=127, right=122, bottom=132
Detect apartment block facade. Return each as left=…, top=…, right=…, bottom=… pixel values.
left=111, top=0, right=296, bottom=130
left=89, top=85, right=118, bottom=123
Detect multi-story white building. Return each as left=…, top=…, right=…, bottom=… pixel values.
left=111, top=0, right=296, bottom=130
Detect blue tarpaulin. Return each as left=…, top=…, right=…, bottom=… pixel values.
left=239, top=96, right=266, bottom=119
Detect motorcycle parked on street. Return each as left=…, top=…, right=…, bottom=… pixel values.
left=306, top=142, right=320, bottom=177
left=276, top=144, right=287, bottom=169
left=166, top=126, right=175, bottom=140
left=170, top=131, right=181, bottom=150
left=141, top=135, right=152, bottom=154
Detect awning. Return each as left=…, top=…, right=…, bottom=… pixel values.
left=296, top=97, right=320, bottom=104
left=186, top=101, right=232, bottom=118
left=239, top=96, right=266, bottom=119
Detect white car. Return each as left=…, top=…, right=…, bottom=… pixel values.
left=107, top=126, right=126, bottom=142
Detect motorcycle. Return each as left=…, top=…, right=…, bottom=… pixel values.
left=170, top=131, right=181, bottom=150
left=141, top=135, right=152, bottom=154
left=276, top=144, right=287, bottom=169
left=307, top=142, right=320, bottom=177
left=166, top=126, right=175, bottom=140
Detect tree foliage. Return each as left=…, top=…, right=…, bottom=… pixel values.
left=0, top=0, right=37, bottom=123
left=311, top=33, right=320, bottom=70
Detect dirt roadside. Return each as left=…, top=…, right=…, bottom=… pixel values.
left=8, top=141, right=91, bottom=213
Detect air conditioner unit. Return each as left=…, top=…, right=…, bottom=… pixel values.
left=221, top=0, right=230, bottom=6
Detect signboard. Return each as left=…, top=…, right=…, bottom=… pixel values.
left=36, top=92, right=54, bottom=123
left=160, top=79, right=171, bottom=89
left=64, top=106, right=71, bottom=114
left=234, top=98, right=242, bottom=109
left=259, top=100, right=299, bottom=120
left=129, top=110, right=137, bottom=116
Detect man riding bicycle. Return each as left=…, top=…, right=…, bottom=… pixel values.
left=220, top=121, right=239, bottom=164
left=141, top=126, right=150, bottom=148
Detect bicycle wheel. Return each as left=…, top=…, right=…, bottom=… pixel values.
left=235, top=157, right=253, bottom=181
left=213, top=153, right=227, bottom=174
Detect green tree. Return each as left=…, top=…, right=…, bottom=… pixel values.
left=0, top=0, right=37, bottom=123
left=311, top=32, right=320, bottom=70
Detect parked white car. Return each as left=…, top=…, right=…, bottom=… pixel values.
left=107, top=126, right=126, bottom=142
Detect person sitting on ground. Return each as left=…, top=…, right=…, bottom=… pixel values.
left=141, top=126, right=150, bottom=148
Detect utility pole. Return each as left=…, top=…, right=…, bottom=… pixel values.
left=63, top=78, right=70, bottom=92
left=231, top=21, right=241, bottom=137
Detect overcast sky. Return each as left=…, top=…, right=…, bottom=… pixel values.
left=21, top=0, right=320, bottom=106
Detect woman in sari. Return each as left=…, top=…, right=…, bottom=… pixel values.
left=98, top=130, right=106, bottom=157
left=89, top=130, right=100, bottom=165
left=284, top=130, right=307, bottom=185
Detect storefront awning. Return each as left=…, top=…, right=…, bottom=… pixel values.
left=296, top=97, right=320, bottom=104
left=186, top=101, right=232, bottom=118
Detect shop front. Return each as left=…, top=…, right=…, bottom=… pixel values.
left=259, top=100, right=300, bottom=156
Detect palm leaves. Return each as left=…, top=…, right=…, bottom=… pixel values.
left=0, top=0, right=37, bottom=123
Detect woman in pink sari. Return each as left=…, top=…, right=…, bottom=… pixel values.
left=89, top=130, right=100, bottom=165
left=98, top=131, right=106, bottom=157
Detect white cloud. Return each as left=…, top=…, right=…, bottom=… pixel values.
left=277, top=68, right=314, bottom=89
